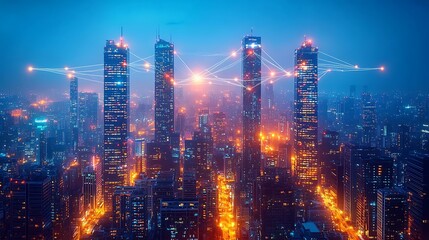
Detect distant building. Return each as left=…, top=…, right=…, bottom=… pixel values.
left=70, top=77, right=78, bottom=153
left=78, top=92, right=98, bottom=152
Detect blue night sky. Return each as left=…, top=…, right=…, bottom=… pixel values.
left=1, top=0, right=428, bottom=97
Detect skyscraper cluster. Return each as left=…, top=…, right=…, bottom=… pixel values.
left=0, top=32, right=428, bottom=240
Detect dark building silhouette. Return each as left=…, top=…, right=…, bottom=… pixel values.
left=377, top=187, right=408, bottom=240
left=160, top=199, right=199, bottom=240
left=405, top=151, right=429, bottom=240
left=342, top=144, right=378, bottom=226
left=8, top=175, right=52, bottom=239
left=260, top=168, right=295, bottom=239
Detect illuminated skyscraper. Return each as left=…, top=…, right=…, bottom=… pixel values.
left=154, top=38, right=174, bottom=144
left=70, top=76, right=78, bottom=153
left=241, top=35, right=262, bottom=239
left=103, top=37, right=129, bottom=212
left=294, top=38, right=318, bottom=188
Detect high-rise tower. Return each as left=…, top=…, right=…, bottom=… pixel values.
left=70, top=76, right=78, bottom=153
left=154, top=38, right=174, bottom=144
left=241, top=35, right=262, bottom=239
left=103, top=36, right=129, bottom=212
left=294, top=38, right=318, bottom=188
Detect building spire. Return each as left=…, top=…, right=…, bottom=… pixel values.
left=156, top=26, right=160, bottom=41
left=120, top=26, right=124, bottom=45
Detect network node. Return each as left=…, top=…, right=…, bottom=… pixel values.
left=193, top=74, right=202, bottom=83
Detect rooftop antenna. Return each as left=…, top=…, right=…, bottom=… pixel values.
left=120, top=26, right=124, bottom=45
left=250, top=28, right=253, bottom=36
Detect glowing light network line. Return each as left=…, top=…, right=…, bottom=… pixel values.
left=27, top=45, right=384, bottom=87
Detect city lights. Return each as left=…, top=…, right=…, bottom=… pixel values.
left=18, top=17, right=397, bottom=240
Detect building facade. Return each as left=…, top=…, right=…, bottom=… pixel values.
left=103, top=38, right=129, bottom=212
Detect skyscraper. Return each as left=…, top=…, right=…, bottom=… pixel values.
left=8, top=176, right=52, bottom=239
left=405, top=151, right=429, bottom=240
left=70, top=76, right=78, bottom=153
left=154, top=38, right=174, bottom=144
left=83, top=166, right=97, bottom=211
left=241, top=35, right=262, bottom=239
left=103, top=37, right=129, bottom=212
left=376, top=187, right=408, bottom=240
left=294, top=38, right=318, bottom=188
left=356, top=156, right=394, bottom=238
left=342, top=144, right=378, bottom=226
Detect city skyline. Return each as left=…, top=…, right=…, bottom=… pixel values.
left=1, top=1, right=428, bottom=240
